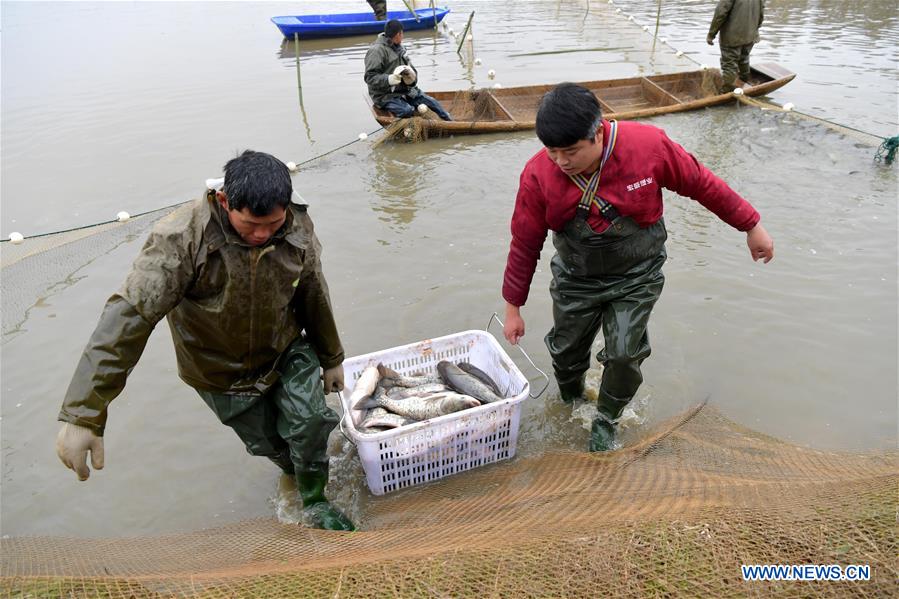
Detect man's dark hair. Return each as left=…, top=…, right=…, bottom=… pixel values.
left=535, top=83, right=603, bottom=148
left=222, top=150, right=292, bottom=216
left=385, top=19, right=403, bottom=38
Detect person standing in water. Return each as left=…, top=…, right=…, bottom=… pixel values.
left=501, top=83, right=773, bottom=451
left=55, top=150, right=354, bottom=530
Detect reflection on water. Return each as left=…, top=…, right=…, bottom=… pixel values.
left=368, top=143, right=431, bottom=230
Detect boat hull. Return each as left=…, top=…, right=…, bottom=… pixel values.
left=372, top=63, right=796, bottom=137
left=272, top=8, right=449, bottom=39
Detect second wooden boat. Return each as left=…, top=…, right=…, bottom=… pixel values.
left=272, top=8, right=449, bottom=39
left=371, top=63, right=795, bottom=139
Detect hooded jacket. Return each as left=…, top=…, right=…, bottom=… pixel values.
left=364, top=33, right=420, bottom=106
left=59, top=195, right=344, bottom=435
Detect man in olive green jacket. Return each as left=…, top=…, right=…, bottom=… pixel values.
left=364, top=19, right=452, bottom=120
left=55, top=150, right=353, bottom=530
left=707, top=0, right=764, bottom=91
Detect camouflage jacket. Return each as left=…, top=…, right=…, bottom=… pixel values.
left=59, top=195, right=344, bottom=435
left=364, top=33, right=420, bottom=106
left=709, top=0, right=764, bottom=47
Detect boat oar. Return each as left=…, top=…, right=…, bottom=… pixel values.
left=508, top=47, right=629, bottom=58
left=400, top=0, right=420, bottom=22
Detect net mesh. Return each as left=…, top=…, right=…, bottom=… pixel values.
left=1, top=207, right=179, bottom=342
left=376, top=89, right=503, bottom=144
left=3, top=405, right=896, bottom=597
left=734, top=95, right=887, bottom=145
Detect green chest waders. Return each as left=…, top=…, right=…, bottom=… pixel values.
left=542, top=121, right=667, bottom=450
left=197, top=339, right=353, bottom=529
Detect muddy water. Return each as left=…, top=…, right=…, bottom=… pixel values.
left=1, top=0, right=896, bottom=537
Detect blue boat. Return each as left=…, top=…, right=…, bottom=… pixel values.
left=271, top=7, right=450, bottom=39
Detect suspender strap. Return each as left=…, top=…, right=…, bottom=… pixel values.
left=569, top=120, right=619, bottom=221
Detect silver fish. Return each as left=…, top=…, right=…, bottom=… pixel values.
left=457, top=361, right=503, bottom=396
left=386, top=382, right=450, bottom=399
left=377, top=391, right=480, bottom=420
left=360, top=426, right=393, bottom=434
left=437, top=360, right=504, bottom=404
left=354, top=383, right=391, bottom=410
left=349, top=365, right=381, bottom=425
left=377, top=363, right=440, bottom=388
left=360, top=407, right=415, bottom=431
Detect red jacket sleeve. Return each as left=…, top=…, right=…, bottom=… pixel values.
left=502, top=170, right=549, bottom=307
left=655, top=131, right=760, bottom=231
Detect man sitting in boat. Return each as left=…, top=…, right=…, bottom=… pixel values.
left=364, top=19, right=452, bottom=121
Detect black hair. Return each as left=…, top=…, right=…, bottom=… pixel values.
left=222, top=150, right=292, bottom=216
left=535, top=83, right=603, bottom=148
left=385, top=19, right=403, bottom=38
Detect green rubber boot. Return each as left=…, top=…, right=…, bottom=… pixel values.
left=295, top=471, right=355, bottom=531
left=558, top=375, right=586, bottom=403
left=589, top=415, right=616, bottom=452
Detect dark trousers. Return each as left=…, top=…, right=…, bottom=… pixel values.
left=367, top=0, right=387, bottom=20
left=720, top=43, right=754, bottom=88
left=380, top=93, right=453, bottom=121
left=545, top=252, right=665, bottom=420
left=196, top=340, right=337, bottom=477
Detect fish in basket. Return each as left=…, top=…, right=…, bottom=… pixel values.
left=339, top=328, right=547, bottom=495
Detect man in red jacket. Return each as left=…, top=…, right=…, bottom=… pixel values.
left=502, top=83, right=773, bottom=451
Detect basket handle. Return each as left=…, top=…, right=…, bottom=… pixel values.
left=335, top=391, right=357, bottom=446
left=486, top=312, right=550, bottom=399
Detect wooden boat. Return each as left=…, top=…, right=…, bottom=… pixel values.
left=371, top=63, right=795, bottom=137
left=271, top=7, right=449, bottom=39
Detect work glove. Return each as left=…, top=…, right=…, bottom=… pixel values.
left=388, top=65, right=406, bottom=86
left=706, top=34, right=714, bottom=46
left=56, top=422, right=104, bottom=481
left=400, top=66, right=416, bottom=86
left=322, top=365, right=345, bottom=393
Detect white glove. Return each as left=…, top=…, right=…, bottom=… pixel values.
left=388, top=73, right=402, bottom=86
left=401, top=66, right=416, bottom=86
left=56, top=422, right=105, bottom=481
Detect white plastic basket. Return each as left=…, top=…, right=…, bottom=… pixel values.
left=340, top=329, right=533, bottom=495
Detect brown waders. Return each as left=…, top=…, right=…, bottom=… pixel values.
left=544, top=121, right=667, bottom=451
left=197, top=339, right=353, bottom=530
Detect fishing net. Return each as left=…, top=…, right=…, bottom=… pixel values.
left=2, top=403, right=896, bottom=597
left=734, top=94, right=891, bottom=148
left=376, top=88, right=509, bottom=144
left=1, top=206, right=180, bottom=342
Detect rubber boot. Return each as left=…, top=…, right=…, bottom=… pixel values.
left=268, top=447, right=295, bottom=475
left=558, top=375, right=585, bottom=403
left=589, top=415, right=616, bottom=452
left=295, top=471, right=355, bottom=531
